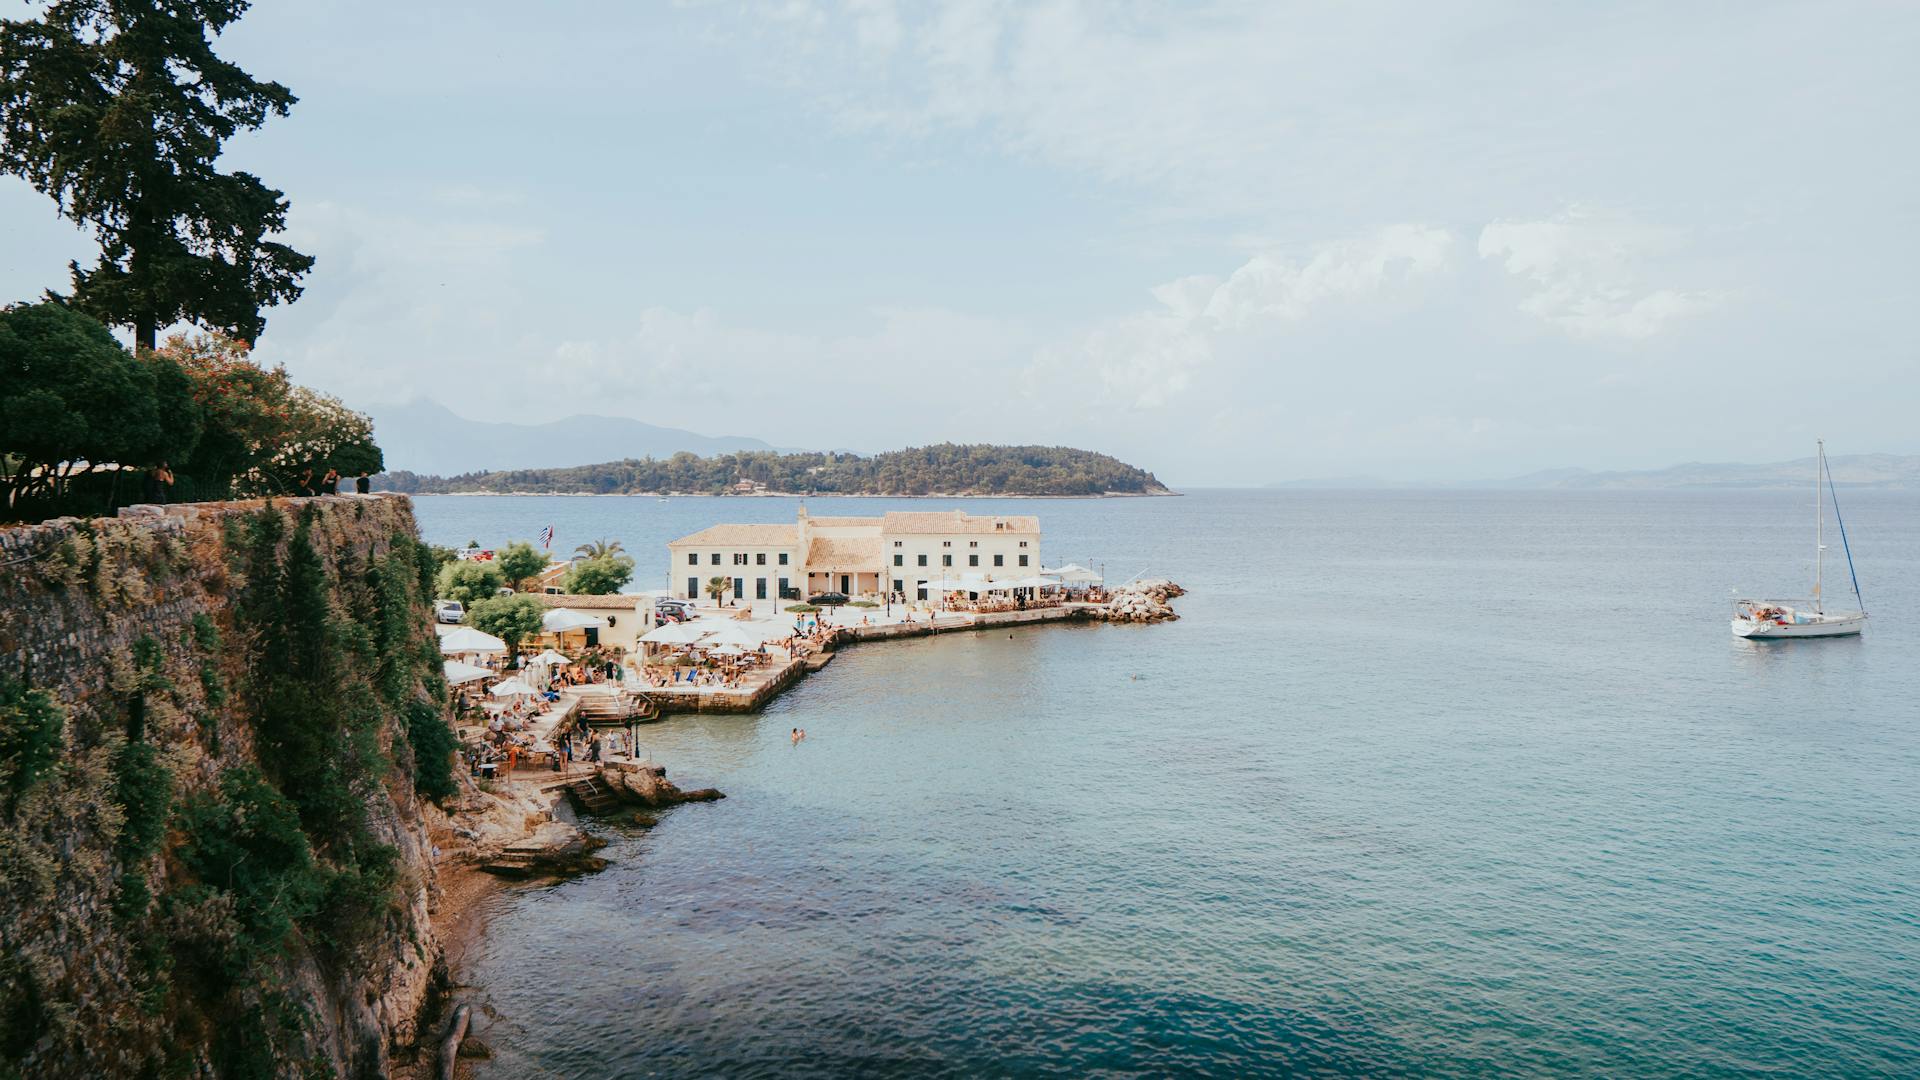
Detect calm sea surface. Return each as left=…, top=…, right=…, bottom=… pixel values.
left=412, top=490, right=1920, bottom=1078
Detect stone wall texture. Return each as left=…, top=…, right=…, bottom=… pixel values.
left=0, top=494, right=448, bottom=1078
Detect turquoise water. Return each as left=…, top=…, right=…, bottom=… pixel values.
left=413, top=491, right=1920, bottom=1078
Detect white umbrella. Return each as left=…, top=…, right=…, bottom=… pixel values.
left=706, top=644, right=745, bottom=656
left=527, top=649, right=572, bottom=667
left=702, top=622, right=771, bottom=650
left=542, top=608, right=606, bottom=633
left=439, top=627, right=507, bottom=654
left=488, top=676, right=536, bottom=697
left=1045, top=564, right=1103, bottom=584
left=642, top=621, right=710, bottom=645
left=443, top=659, right=492, bottom=685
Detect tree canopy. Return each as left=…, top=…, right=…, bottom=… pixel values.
left=465, top=595, right=545, bottom=665
left=0, top=0, right=312, bottom=348
left=1, top=318, right=383, bottom=517
left=434, top=560, right=503, bottom=606
left=0, top=301, right=199, bottom=506
left=563, top=554, right=634, bottom=595
left=492, top=541, right=549, bottom=591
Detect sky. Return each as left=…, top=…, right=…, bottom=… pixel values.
left=3, top=0, right=1917, bottom=486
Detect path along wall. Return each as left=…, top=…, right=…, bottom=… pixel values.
left=0, top=494, right=457, bottom=1079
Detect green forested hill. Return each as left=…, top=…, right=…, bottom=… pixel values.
left=375, top=444, right=1171, bottom=497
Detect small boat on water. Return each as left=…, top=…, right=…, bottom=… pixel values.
left=1732, top=440, right=1867, bottom=640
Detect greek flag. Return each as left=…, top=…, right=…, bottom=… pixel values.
left=539, top=524, right=554, bottom=549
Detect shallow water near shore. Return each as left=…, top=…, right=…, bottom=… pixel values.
left=414, top=489, right=1920, bottom=1078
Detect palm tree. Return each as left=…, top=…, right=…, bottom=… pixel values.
left=574, top=537, right=624, bottom=560
left=705, top=575, right=733, bottom=607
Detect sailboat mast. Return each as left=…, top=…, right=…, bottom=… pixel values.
left=1814, top=439, right=1824, bottom=613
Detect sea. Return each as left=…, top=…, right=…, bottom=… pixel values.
left=410, top=489, right=1920, bottom=1079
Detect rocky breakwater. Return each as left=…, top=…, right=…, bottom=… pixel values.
left=1095, top=579, right=1187, bottom=623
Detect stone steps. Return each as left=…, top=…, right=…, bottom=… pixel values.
left=566, top=776, right=622, bottom=815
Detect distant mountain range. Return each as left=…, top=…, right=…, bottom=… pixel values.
left=366, top=400, right=796, bottom=476
left=1267, top=453, right=1920, bottom=491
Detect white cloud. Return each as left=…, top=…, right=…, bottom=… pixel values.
left=1477, top=208, right=1721, bottom=339
left=1027, top=224, right=1456, bottom=411
left=1203, top=225, right=1454, bottom=328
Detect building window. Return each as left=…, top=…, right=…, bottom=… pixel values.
left=756, top=552, right=766, bottom=565
left=1019, top=554, right=1029, bottom=567
left=687, top=553, right=697, bottom=566
left=710, top=553, right=720, bottom=565
left=893, top=553, right=903, bottom=566
left=917, top=554, right=928, bottom=566
left=994, top=554, right=1004, bottom=567
left=893, top=578, right=903, bottom=592
left=756, top=578, right=767, bottom=599
left=942, top=554, right=953, bottom=567
left=687, top=576, right=698, bottom=598
left=968, top=554, right=979, bottom=567
left=778, top=552, right=789, bottom=565
left=942, top=541, right=952, bottom=547
left=733, top=553, right=748, bottom=566
left=893, top=540, right=902, bottom=547
left=969, top=541, right=978, bottom=547
left=1019, top=541, right=1028, bottom=548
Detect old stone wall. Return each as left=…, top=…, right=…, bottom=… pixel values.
left=0, top=494, right=450, bottom=1078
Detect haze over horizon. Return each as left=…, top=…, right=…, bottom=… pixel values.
left=4, top=1, right=1915, bottom=487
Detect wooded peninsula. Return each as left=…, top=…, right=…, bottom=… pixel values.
left=376, top=444, right=1172, bottom=498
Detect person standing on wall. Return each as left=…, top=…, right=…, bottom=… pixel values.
left=144, top=462, right=173, bottom=504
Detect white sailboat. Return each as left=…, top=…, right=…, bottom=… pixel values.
left=1732, top=440, right=1867, bottom=639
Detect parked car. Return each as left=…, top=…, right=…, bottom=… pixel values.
left=808, top=591, right=849, bottom=607
left=434, top=600, right=465, bottom=624
left=656, top=598, right=694, bottom=618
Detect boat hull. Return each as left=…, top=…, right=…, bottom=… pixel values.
left=1731, top=614, right=1865, bottom=639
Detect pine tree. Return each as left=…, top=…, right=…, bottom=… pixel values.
left=0, top=1, right=313, bottom=349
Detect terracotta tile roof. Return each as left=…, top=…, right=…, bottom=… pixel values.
left=881, top=510, right=1041, bottom=535
left=805, top=516, right=883, bottom=527
left=806, top=536, right=882, bottom=567
left=668, top=523, right=799, bottom=547
left=525, top=592, right=644, bottom=608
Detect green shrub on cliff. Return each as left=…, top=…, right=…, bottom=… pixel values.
left=0, top=680, right=62, bottom=817
left=406, top=700, right=460, bottom=803
left=109, top=740, right=173, bottom=924
left=174, top=768, right=322, bottom=965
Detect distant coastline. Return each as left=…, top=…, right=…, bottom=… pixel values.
left=1265, top=451, right=1920, bottom=492
left=411, top=489, right=1179, bottom=499
left=375, top=442, right=1174, bottom=499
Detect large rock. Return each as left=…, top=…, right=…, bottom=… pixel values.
left=602, top=759, right=727, bottom=807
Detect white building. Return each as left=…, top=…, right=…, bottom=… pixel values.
left=666, top=507, right=1041, bottom=603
